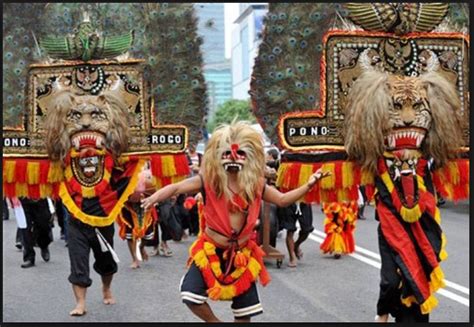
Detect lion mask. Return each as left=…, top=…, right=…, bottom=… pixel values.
left=44, top=90, right=131, bottom=186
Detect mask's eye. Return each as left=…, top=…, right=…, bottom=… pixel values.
left=223, top=150, right=231, bottom=156
left=413, top=102, right=422, bottom=110
left=393, top=103, right=402, bottom=110
left=69, top=110, right=82, bottom=119
left=91, top=109, right=103, bottom=119
left=237, top=150, right=246, bottom=156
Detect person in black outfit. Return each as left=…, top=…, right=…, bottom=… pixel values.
left=18, top=198, right=53, bottom=268
left=3, top=198, right=9, bottom=220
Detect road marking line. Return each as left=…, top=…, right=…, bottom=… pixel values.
left=312, top=229, right=470, bottom=295
left=313, top=229, right=382, bottom=260
left=307, top=231, right=469, bottom=307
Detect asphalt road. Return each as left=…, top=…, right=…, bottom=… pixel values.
left=2, top=200, right=469, bottom=323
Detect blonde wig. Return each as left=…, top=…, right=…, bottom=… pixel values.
left=202, top=121, right=266, bottom=202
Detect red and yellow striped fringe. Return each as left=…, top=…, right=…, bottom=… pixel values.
left=276, top=160, right=374, bottom=204
left=2, top=153, right=191, bottom=200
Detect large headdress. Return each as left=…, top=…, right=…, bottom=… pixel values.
left=251, top=3, right=469, bottom=204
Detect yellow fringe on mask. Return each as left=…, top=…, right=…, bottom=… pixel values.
left=15, top=183, right=28, bottom=198
left=399, top=204, right=422, bottom=223
left=4, top=160, right=17, bottom=183
left=26, top=162, right=40, bottom=184
left=342, top=162, right=354, bottom=188
left=48, top=161, right=64, bottom=183
left=360, top=168, right=374, bottom=186
left=337, top=189, right=348, bottom=202
left=40, top=184, right=53, bottom=198
left=275, top=163, right=288, bottom=188
left=299, top=164, right=313, bottom=187
left=59, top=159, right=145, bottom=227
left=161, top=155, right=177, bottom=177
left=448, top=162, right=460, bottom=185
left=320, top=163, right=335, bottom=189
left=443, top=184, right=453, bottom=200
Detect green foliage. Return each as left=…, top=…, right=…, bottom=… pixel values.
left=208, top=99, right=256, bottom=132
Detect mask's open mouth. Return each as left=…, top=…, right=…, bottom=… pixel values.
left=223, top=162, right=243, bottom=172
left=385, top=127, right=427, bottom=150
left=71, top=131, right=105, bottom=150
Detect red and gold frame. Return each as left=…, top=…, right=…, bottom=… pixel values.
left=3, top=59, right=188, bottom=157
left=278, top=30, right=470, bottom=152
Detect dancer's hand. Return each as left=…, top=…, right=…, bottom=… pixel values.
left=141, top=193, right=158, bottom=211
left=307, top=168, right=331, bottom=189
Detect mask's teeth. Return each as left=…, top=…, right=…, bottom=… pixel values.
left=72, top=138, right=80, bottom=150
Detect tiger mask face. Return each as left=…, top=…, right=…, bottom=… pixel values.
left=344, top=70, right=463, bottom=173
left=384, top=75, right=431, bottom=151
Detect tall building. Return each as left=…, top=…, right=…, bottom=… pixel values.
left=194, top=3, right=232, bottom=118
left=231, top=4, right=268, bottom=100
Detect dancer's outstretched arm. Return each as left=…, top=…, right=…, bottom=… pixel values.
left=263, top=168, right=330, bottom=207
left=141, top=175, right=202, bottom=211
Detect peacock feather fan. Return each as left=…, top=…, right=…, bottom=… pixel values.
left=250, top=3, right=348, bottom=146
left=3, top=3, right=208, bottom=146
left=3, top=3, right=47, bottom=130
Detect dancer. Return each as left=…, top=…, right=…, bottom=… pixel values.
left=279, top=202, right=313, bottom=268
left=142, top=121, right=330, bottom=322
left=345, top=69, right=464, bottom=322
left=319, top=201, right=358, bottom=259
left=118, top=161, right=157, bottom=269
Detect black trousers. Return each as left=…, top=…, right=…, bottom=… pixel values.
left=377, top=225, right=429, bottom=322
left=19, top=198, right=52, bottom=263
left=55, top=199, right=66, bottom=234
left=188, top=204, right=200, bottom=235
left=67, top=218, right=117, bottom=287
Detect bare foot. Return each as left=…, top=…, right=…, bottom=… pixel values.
left=141, top=248, right=149, bottom=261
left=102, top=287, right=116, bottom=305
left=295, top=248, right=303, bottom=260
left=69, top=304, right=87, bottom=316
left=130, top=261, right=140, bottom=269
left=375, top=314, right=389, bottom=322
